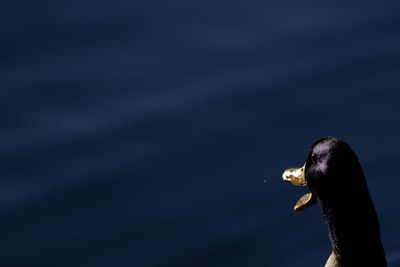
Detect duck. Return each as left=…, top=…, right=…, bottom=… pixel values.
left=282, top=137, right=387, bottom=267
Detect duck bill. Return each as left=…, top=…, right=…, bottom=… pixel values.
left=282, top=163, right=307, bottom=186
left=282, top=164, right=316, bottom=212
left=293, top=192, right=315, bottom=212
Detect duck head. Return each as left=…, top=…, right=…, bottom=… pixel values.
left=282, top=137, right=365, bottom=211
left=282, top=137, right=387, bottom=266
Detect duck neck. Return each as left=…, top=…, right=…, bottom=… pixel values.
left=319, top=193, right=386, bottom=266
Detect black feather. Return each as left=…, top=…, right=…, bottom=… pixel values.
left=305, top=137, right=386, bottom=266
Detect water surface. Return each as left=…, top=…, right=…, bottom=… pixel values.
left=1, top=1, right=400, bottom=266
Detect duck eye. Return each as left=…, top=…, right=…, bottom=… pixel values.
left=311, top=154, right=317, bottom=163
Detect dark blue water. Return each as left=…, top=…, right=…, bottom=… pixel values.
left=2, top=1, right=400, bottom=266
